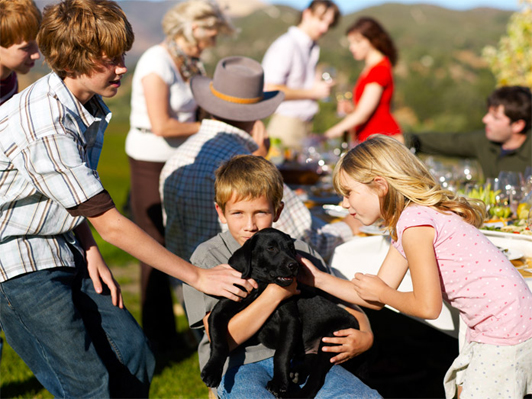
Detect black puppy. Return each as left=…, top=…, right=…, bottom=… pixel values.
left=200, top=228, right=360, bottom=398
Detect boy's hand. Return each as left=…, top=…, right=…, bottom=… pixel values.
left=199, top=264, right=258, bottom=301
left=86, top=247, right=124, bottom=309
left=265, top=278, right=300, bottom=301
left=321, top=328, right=373, bottom=364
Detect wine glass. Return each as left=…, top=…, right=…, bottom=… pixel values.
left=320, top=66, right=336, bottom=103
left=497, top=171, right=524, bottom=216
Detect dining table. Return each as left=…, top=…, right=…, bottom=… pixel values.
left=329, top=229, right=532, bottom=347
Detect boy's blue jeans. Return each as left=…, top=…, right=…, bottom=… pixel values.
left=218, top=357, right=382, bottom=398
left=0, top=264, right=155, bottom=398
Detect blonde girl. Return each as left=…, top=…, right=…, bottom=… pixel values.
left=299, top=135, right=532, bottom=398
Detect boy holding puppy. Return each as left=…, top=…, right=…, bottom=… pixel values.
left=184, top=155, right=381, bottom=398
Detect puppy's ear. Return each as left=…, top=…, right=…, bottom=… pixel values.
left=228, top=238, right=254, bottom=278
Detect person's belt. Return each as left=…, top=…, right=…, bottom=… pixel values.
left=135, top=127, right=152, bottom=134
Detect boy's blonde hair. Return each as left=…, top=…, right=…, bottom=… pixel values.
left=37, top=0, right=134, bottom=79
left=215, top=155, right=284, bottom=214
left=333, top=135, right=486, bottom=240
left=162, top=0, right=235, bottom=45
left=0, top=0, right=42, bottom=48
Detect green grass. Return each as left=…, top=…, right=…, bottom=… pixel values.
left=0, top=120, right=210, bottom=399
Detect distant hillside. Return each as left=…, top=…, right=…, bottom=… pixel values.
left=27, top=1, right=512, bottom=133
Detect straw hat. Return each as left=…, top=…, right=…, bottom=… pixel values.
left=191, top=56, right=284, bottom=122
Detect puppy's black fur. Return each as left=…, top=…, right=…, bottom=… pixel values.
left=201, top=228, right=360, bottom=398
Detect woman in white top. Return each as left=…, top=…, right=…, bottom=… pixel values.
left=125, top=0, right=234, bottom=354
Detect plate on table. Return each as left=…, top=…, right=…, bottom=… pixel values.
left=359, top=224, right=388, bottom=235
left=500, top=248, right=524, bottom=261
left=323, top=204, right=349, bottom=218
left=481, top=229, right=532, bottom=242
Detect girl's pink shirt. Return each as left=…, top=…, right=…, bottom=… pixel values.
left=393, top=204, right=532, bottom=346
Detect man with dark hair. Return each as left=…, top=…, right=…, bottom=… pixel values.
left=404, top=86, right=532, bottom=178
left=262, top=0, right=341, bottom=150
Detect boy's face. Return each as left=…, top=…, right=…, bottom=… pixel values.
left=216, top=194, right=282, bottom=246
left=0, top=40, right=40, bottom=76
left=63, top=54, right=127, bottom=104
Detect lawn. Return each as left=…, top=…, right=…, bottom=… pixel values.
left=0, top=120, right=210, bottom=399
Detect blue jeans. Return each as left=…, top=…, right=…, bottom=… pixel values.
left=218, top=357, right=382, bottom=398
left=0, top=264, right=155, bottom=398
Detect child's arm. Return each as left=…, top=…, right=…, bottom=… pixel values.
left=203, top=280, right=300, bottom=351
left=88, top=207, right=256, bottom=300
left=298, top=255, right=384, bottom=310
left=354, top=226, right=443, bottom=319
left=74, top=220, right=123, bottom=308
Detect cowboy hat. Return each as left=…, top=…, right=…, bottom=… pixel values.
left=190, top=56, right=284, bottom=122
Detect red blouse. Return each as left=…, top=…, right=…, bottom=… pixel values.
left=352, top=57, right=401, bottom=142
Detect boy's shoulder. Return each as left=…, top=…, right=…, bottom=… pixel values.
left=293, top=238, right=329, bottom=273
left=190, top=230, right=239, bottom=269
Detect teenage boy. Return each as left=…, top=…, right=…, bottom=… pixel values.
left=404, top=86, right=532, bottom=178
left=160, top=56, right=358, bottom=266
left=0, top=1, right=254, bottom=397
left=183, top=154, right=381, bottom=398
left=262, top=0, right=340, bottom=150
left=0, top=0, right=41, bottom=105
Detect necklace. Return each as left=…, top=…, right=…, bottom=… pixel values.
left=165, top=39, right=206, bottom=81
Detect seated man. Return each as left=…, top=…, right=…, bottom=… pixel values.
left=160, top=56, right=358, bottom=264
left=404, top=86, right=531, bottom=178
left=183, top=154, right=380, bottom=398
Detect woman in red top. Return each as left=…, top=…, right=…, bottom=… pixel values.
left=325, top=17, right=402, bottom=143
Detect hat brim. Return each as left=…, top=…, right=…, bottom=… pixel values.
left=191, top=76, right=285, bottom=122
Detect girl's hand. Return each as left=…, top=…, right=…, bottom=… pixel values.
left=352, top=273, right=388, bottom=303
left=296, top=256, right=323, bottom=287
left=337, top=99, right=354, bottom=115
left=198, top=264, right=258, bottom=301
left=322, top=328, right=374, bottom=364
left=86, top=248, right=124, bottom=309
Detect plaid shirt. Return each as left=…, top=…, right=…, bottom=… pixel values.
left=0, top=73, right=109, bottom=282
left=160, top=119, right=352, bottom=262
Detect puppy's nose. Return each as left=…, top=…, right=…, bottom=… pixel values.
left=288, top=262, right=298, bottom=273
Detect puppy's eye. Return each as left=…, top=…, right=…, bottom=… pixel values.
left=267, top=246, right=276, bottom=252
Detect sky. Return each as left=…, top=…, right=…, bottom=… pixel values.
left=268, top=0, right=520, bottom=13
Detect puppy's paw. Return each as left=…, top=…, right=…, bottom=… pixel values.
left=201, top=363, right=223, bottom=388
left=289, top=371, right=299, bottom=384
left=266, top=379, right=289, bottom=398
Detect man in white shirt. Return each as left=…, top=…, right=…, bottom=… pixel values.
left=262, top=0, right=340, bottom=150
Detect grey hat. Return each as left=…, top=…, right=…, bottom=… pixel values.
left=190, top=56, right=284, bottom=122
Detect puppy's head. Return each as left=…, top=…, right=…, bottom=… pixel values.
left=228, top=228, right=298, bottom=287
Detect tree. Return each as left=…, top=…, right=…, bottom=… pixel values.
left=482, top=0, right=532, bottom=88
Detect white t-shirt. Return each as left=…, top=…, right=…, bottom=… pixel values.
left=126, top=45, right=197, bottom=162
left=262, top=27, right=320, bottom=122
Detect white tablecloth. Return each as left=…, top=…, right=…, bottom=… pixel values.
left=330, top=232, right=532, bottom=340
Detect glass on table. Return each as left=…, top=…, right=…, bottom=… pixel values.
left=497, top=171, right=525, bottom=216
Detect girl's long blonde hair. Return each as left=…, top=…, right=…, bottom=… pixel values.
left=333, top=135, right=486, bottom=240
